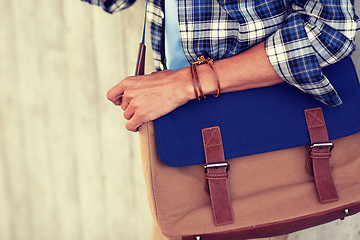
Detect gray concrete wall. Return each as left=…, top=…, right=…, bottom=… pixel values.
left=0, top=0, right=359, bottom=239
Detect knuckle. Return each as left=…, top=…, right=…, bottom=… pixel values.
left=137, top=111, right=146, bottom=119
left=124, top=91, right=133, bottom=99
left=122, top=81, right=128, bottom=89
left=123, top=90, right=134, bottom=100
left=132, top=101, right=140, bottom=110
left=122, top=78, right=132, bottom=87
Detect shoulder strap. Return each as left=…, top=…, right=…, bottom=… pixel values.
left=135, top=0, right=149, bottom=76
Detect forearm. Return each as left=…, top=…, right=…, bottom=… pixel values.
left=178, top=41, right=284, bottom=100
left=107, top=41, right=284, bottom=131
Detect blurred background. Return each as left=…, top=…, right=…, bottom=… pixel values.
left=0, top=0, right=359, bottom=239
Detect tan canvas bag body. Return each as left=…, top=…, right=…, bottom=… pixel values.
left=134, top=43, right=360, bottom=240
left=139, top=122, right=360, bottom=240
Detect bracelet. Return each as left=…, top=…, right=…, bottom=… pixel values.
left=190, top=65, right=200, bottom=100
left=205, top=59, right=221, bottom=97
left=192, top=56, right=221, bottom=97
left=191, top=64, right=206, bottom=99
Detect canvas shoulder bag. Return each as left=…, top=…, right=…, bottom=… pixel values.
left=135, top=2, right=360, bottom=239
left=138, top=57, right=360, bottom=240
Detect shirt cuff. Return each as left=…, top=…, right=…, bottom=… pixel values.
left=264, top=14, right=343, bottom=107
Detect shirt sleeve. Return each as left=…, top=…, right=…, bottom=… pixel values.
left=265, top=0, right=360, bottom=106
left=80, top=0, right=136, bottom=14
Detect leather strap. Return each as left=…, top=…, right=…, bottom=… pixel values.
left=192, top=56, right=221, bottom=97
left=190, top=65, right=200, bottom=100
left=135, top=43, right=146, bottom=76
left=182, top=201, right=360, bottom=240
left=191, top=64, right=205, bottom=99
left=202, top=127, right=234, bottom=226
left=134, top=0, right=148, bottom=76
left=304, top=108, right=338, bottom=203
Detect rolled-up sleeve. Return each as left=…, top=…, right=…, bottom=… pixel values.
left=265, top=0, right=360, bottom=106
left=80, top=0, right=136, bottom=13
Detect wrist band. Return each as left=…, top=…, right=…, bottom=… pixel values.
left=205, top=59, right=221, bottom=97
left=190, top=65, right=200, bottom=100
left=191, top=64, right=206, bottom=99
left=192, top=56, right=221, bottom=97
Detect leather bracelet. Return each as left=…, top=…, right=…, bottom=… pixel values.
left=190, top=65, right=200, bottom=100
left=191, top=64, right=206, bottom=99
left=205, top=59, right=221, bottom=97
left=193, top=56, right=221, bottom=97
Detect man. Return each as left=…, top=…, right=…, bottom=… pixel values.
left=82, top=0, right=359, bottom=131
left=82, top=0, right=359, bottom=239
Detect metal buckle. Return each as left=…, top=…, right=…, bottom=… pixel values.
left=204, top=162, right=230, bottom=173
left=309, top=142, right=334, bottom=152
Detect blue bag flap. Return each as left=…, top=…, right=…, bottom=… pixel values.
left=154, top=58, right=360, bottom=167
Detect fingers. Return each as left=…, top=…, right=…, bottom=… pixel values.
left=118, top=96, right=144, bottom=132
left=123, top=102, right=135, bottom=120
left=109, top=86, right=143, bottom=131
left=107, top=80, right=125, bottom=104
left=123, top=101, right=146, bottom=131
left=120, top=93, right=130, bottom=111
left=112, top=96, right=122, bottom=106
left=125, top=113, right=145, bottom=132
left=106, top=75, right=153, bottom=132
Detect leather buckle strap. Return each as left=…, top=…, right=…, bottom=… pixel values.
left=304, top=108, right=338, bottom=203
left=202, top=127, right=234, bottom=226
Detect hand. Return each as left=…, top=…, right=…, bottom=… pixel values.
left=107, top=42, right=283, bottom=132
left=107, top=68, right=193, bottom=132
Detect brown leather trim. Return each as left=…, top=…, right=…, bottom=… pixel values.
left=202, top=127, right=234, bottom=226
left=182, top=201, right=360, bottom=240
left=304, top=108, right=338, bottom=203
left=135, top=43, right=146, bottom=76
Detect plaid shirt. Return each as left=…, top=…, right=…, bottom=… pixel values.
left=81, top=0, right=359, bottom=106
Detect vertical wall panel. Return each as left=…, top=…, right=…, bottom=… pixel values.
left=11, top=0, right=56, bottom=237
left=37, top=0, right=83, bottom=239
left=89, top=1, right=153, bottom=239
left=0, top=0, right=33, bottom=239
left=63, top=3, right=107, bottom=240
left=0, top=112, right=10, bottom=240
left=0, top=0, right=12, bottom=239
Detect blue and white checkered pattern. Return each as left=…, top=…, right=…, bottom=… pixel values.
left=81, top=0, right=135, bottom=13
left=81, top=0, right=359, bottom=106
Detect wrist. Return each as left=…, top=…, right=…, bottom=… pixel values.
left=193, top=62, right=218, bottom=96
left=175, top=61, right=220, bottom=102
left=176, top=66, right=198, bottom=101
